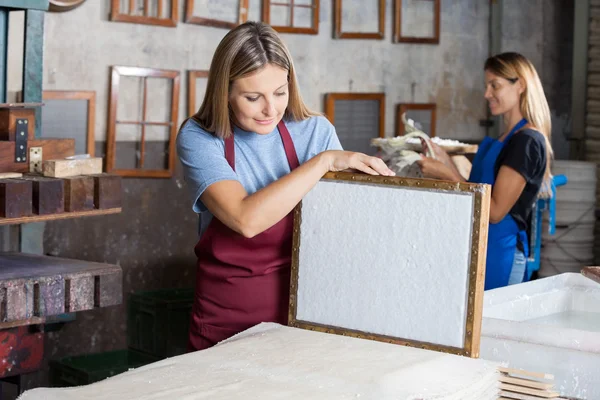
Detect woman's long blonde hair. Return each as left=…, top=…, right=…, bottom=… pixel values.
left=188, top=21, right=318, bottom=138
left=484, top=52, right=554, bottom=185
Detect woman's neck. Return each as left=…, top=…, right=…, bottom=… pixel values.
left=502, top=108, right=525, bottom=136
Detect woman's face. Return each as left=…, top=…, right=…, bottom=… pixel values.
left=484, top=70, right=523, bottom=116
left=229, top=63, right=289, bottom=134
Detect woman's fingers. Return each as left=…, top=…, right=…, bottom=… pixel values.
left=359, top=154, right=395, bottom=176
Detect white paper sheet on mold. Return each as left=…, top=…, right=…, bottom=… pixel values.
left=296, top=179, right=474, bottom=349
left=18, top=323, right=500, bottom=400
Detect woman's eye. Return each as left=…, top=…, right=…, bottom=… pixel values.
left=246, top=96, right=259, bottom=102
left=275, top=92, right=287, bottom=97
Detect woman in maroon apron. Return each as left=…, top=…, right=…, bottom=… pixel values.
left=177, top=21, right=395, bottom=351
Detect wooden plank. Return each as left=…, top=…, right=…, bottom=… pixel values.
left=0, top=0, right=49, bottom=11
left=498, top=366, right=555, bottom=380
left=63, top=175, right=94, bottom=212
left=0, top=138, right=75, bottom=173
left=0, top=207, right=121, bottom=226
left=499, top=391, right=567, bottom=400
left=499, top=375, right=554, bottom=390
left=0, top=107, right=35, bottom=141
left=0, top=179, right=32, bottom=218
left=499, top=383, right=559, bottom=398
left=42, top=157, right=102, bottom=178
left=0, top=172, right=22, bottom=178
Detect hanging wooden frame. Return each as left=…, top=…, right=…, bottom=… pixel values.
left=185, top=0, right=249, bottom=29
left=288, top=171, right=490, bottom=358
left=393, top=0, right=440, bottom=44
left=325, top=92, right=385, bottom=139
left=42, top=90, right=96, bottom=156
left=396, top=102, right=436, bottom=137
left=333, top=0, right=385, bottom=40
left=187, top=70, right=209, bottom=117
left=262, top=0, right=320, bottom=35
left=106, top=66, right=180, bottom=178
left=110, top=0, right=179, bottom=27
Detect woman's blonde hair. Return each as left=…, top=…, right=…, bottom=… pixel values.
left=188, top=21, right=318, bottom=138
left=484, top=52, right=554, bottom=185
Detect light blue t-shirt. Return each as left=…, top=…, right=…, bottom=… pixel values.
left=177, top=115, right=343, bottom=236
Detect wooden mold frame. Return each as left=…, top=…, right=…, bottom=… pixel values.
left=187, top=70, right=209, bottom=117
left=110, top=0, right=179, bottom=27
left=288, top=171, right=490, bottom=358
left=262, top=0, right=320, bottom=35
left=43, top=90, right=96, bottom=156
left=324, top=92, right=386, bottom=140
left=397, top=102, right=436, bottom=137
left=185, top=0, right=249, bottom=29
left=333, top=0, right=385, bottom=40
left=393, top=0, right=440, bottom=44
left=106, top=66, right=180, bottom=178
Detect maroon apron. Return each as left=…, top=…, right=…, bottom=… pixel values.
left=188, top=120, right=300, bottom=351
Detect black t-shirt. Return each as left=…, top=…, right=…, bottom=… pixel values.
left=494, top=128, right=547, bottom=232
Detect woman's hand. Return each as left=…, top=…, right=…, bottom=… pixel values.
left=416, top=156, right=455, bottom=181
left=322, top=150, right=395, bottom=176
left=420, top=138, right=452, bottom=167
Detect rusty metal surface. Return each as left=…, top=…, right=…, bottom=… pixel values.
left=0, top=326, right=44, bottom=378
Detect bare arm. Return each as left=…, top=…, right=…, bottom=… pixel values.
left=488, top=165, right=526, bottom=223
left=201, top=151, right=394, bottom=238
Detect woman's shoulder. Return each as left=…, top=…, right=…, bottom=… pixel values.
left=514, top=127, right=546, bottom=147
left=177, top=118, right=222, bottom=148
left=285, top=115, right=333, bottom=131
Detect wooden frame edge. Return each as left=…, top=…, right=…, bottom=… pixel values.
left=396, top=103, right=437, bottom=137
left=42, top=90, right=96, bottom=157
left=187, top=70, right=209, bottom=117
left=393, top=0, right=440, bottom=44
left=262, top=0, right=320, bottom=35
left=324, top=92, right=386, bottom=139
left=106, top=66, right=180, bottom=178
left=288, top=171, right=490, bottom=358
left=333, top=0, right=385, bottom=40
left=110, top=0, right=178, bottom=27
left=184, top=0, right=249, bottom=28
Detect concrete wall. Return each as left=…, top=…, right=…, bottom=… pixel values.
left=1, top=0, right=574, bottom=394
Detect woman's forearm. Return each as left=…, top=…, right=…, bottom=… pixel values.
left=238, top=152, right=330, bottom=237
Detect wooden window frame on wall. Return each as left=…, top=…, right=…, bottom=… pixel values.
left=185, top=0, right=249, bottom=29
left=262, top=0, right=320, bottom=35
left=110, top=0, right=179, bottom=27
left=325, top=93, right=386, bottom=139
left=43, top=90, right=97, bottom=156
left=393, top=0, right=440, bottom=44
left=333, top=0, right=385, bottom=40
left=396, top=103, right=436, bottom=137
left=187, top=70, right=209, bottom=117
left=106, top=66, right=180, bottom=178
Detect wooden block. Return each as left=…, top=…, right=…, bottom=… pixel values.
left=66, top=275, right=94, bottom=312
left=35, top=277, right=65, bottom=316
left=96, top=271, right=123, bottom=307
left=19, top=175, right=64, bottom=215
left=43, top=157, right=103, bottom=178
left=0, top=138, right=75, bottom=173
left=0, top=179, right=32, bottom=218
left=63, top=176, right=94, bottom=212
left=0, top=107, right=35, bottom=141
left=93, top=173, right=122, bottom=209
left=0, top=172, right=22, bottom=178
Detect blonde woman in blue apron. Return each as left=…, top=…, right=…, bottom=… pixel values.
left=418, top=52, right=553, bottom=290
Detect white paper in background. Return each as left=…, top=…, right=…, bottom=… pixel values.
left=296, top=180, right=474, bottom=348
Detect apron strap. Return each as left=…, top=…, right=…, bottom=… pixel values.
left=277, top=120, right=300, bottom=171
left=224, top=120, right=300, bottom=172
left=224, top=135, right=235, bottom=171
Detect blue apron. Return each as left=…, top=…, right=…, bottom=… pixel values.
left=469, top=119, right=529, bottom=290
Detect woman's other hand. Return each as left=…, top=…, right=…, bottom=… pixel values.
left=416, top=155, right=454, bottom=180
left=322, top=150, right=395, bottom=176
